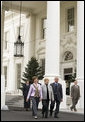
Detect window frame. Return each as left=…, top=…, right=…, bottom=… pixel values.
left=65, top=6, right=75, bottom=32
left=42, top=18, right=47, bottom=40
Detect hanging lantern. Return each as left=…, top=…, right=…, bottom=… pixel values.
left=14, top=1, right=24, bottom=57
left=14, top=35, right=24, bottom=57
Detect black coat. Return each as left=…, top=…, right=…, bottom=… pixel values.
left=50, top=82, right=63, bottom=102
left=23, top=84, right=30, bottom=97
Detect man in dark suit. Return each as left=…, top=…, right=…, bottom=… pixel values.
left=70, top=80, right=80, bottom=111
left=50, top=77, right=63, bottom=118
left=23, top=81, right=30, bottom=111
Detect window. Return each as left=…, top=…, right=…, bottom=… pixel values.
left=16, top=64, right=21, bottom=89
left=64, top=68, right=73, bottom=74
left=4, top=66, right=7, bottom=87
left=42, top=19, right=47, bottom=39
left=4, top=31, right=9, bottom=49
left=64, top=51, right=73, bottom=61
left=64, top=68, right=73, bottom=81
left=67, top=8, right=74, bottom=32
left=40, top=59, right=45, bottom=75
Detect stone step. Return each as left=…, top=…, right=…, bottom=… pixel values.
left=6, top=95, right=24, bottom=110
left=8, top=106, right=24, bottom=111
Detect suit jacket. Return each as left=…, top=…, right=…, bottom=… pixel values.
left=23, top=84, right=30, bottom=97
left=50, top=82, right=63, bottom=102
left=42, top=84, right=54, bottom=101
left=71, top=85, right=80, bottom=100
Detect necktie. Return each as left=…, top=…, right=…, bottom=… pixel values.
left=54, top=83, right=58, bottom=95
left=46, top=85, right=49, bottom=100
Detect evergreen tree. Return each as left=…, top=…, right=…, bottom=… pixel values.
left=20, top=57, right=44, bottom=90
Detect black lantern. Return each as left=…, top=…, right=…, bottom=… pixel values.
left=14, top=35, right=24, bottom=57
left=14, top=1, right=24, bottom=57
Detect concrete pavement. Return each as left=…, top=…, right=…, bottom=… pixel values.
left=1, top=110, right=84, bottom=121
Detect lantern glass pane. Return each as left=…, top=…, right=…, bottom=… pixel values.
left=22, top=44, right=24, bottom=56
left=17, top=44, right=21, bottom=55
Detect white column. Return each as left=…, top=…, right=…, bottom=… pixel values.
left=45, top=1, right=60, bottom=79
left=1, top=1, right=5, bottom=74
left=29, top=14, right=35, bottom=59
left=1, top=1, right=5, bottom=109
left=44, top=1, right=66, bottom=109
left=77, top=1, right=84, bottom=109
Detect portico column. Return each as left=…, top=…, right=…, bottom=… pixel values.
left=1, top=1, right=5, bottom=74
left=45, top=1, right=66, bottom=109
left=1, top=1, right=5, bottom=109
left=45, top=1, right=60, bottom=79
left=77, top=1, right=84, bottom=109
left=29, top=13, right=35, bottom=59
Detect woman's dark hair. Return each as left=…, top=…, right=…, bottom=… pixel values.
left=26, top=80, right=29, bottom=83
left=32, top=76, right=38, bottom=81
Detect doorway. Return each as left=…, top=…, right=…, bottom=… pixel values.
left=64, top=68, right=73, bottom=95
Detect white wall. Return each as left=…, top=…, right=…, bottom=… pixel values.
left=60, top=2, right=77, bottom=79
left=35, top=10, right=46, bottom=60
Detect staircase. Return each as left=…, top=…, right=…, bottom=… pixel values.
left=6, top=95, right=24, bottom=111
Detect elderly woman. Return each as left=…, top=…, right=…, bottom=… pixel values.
left=42, top=78, right=54, bottom=118
left=26, top=76, right=42, bottom=119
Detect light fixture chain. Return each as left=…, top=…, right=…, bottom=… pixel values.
left=19, top=1, right=22, bottom=36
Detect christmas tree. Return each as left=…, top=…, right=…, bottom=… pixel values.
left=20, top=57, right=44, bottom=90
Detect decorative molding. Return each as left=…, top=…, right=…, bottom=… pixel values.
left=37, top=47, right=45, bottom=54
left=60, top=31, right=77, bottom=47
left=3, top=2, right=32, bottom=14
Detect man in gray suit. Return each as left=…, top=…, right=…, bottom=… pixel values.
left=50, top=77, right=63, bottom=118
left=70, top=80, right=80, bottom=111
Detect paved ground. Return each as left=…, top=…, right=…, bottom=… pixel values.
left=5, top=94, right=84, bottom=114
left=1, top=110, right=84, bottom=121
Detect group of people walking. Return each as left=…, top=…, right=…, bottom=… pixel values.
left=23, top=76, right=80, bottom=119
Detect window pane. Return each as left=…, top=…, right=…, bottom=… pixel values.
left=67, top=8, right=74, bottom=32
left=64, top=51, right=73, bottom=61
left=40, top=59, right=45, bottom=75
left=64, top=68, right=73, bottom=74
left=42, top=18, right=47, bottom=39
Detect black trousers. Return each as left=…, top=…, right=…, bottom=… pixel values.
left=42, top=100, right=49, bottom=117
left=50, top=98, right=60, bottom=116
left=24, top=96, right=30, bottom=108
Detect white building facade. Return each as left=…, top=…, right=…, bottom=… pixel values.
left=1, top=1, right=84, bottom=110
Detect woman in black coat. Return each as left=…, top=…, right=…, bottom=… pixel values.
left=23, top=80, right=30, bottom=111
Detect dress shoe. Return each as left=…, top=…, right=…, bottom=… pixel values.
left=74, top=108, right=77, bottom=112
left=45, top=115, right=48, bottom=118
left=42, top=114, right=44, bottom=118
left=26, top=108, right=28, bottom=111
left=54, top=115, right=59, bottom=118
left=50, top=112, right=52, bottom=116
left=70, top=107, right=73, bottom=111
